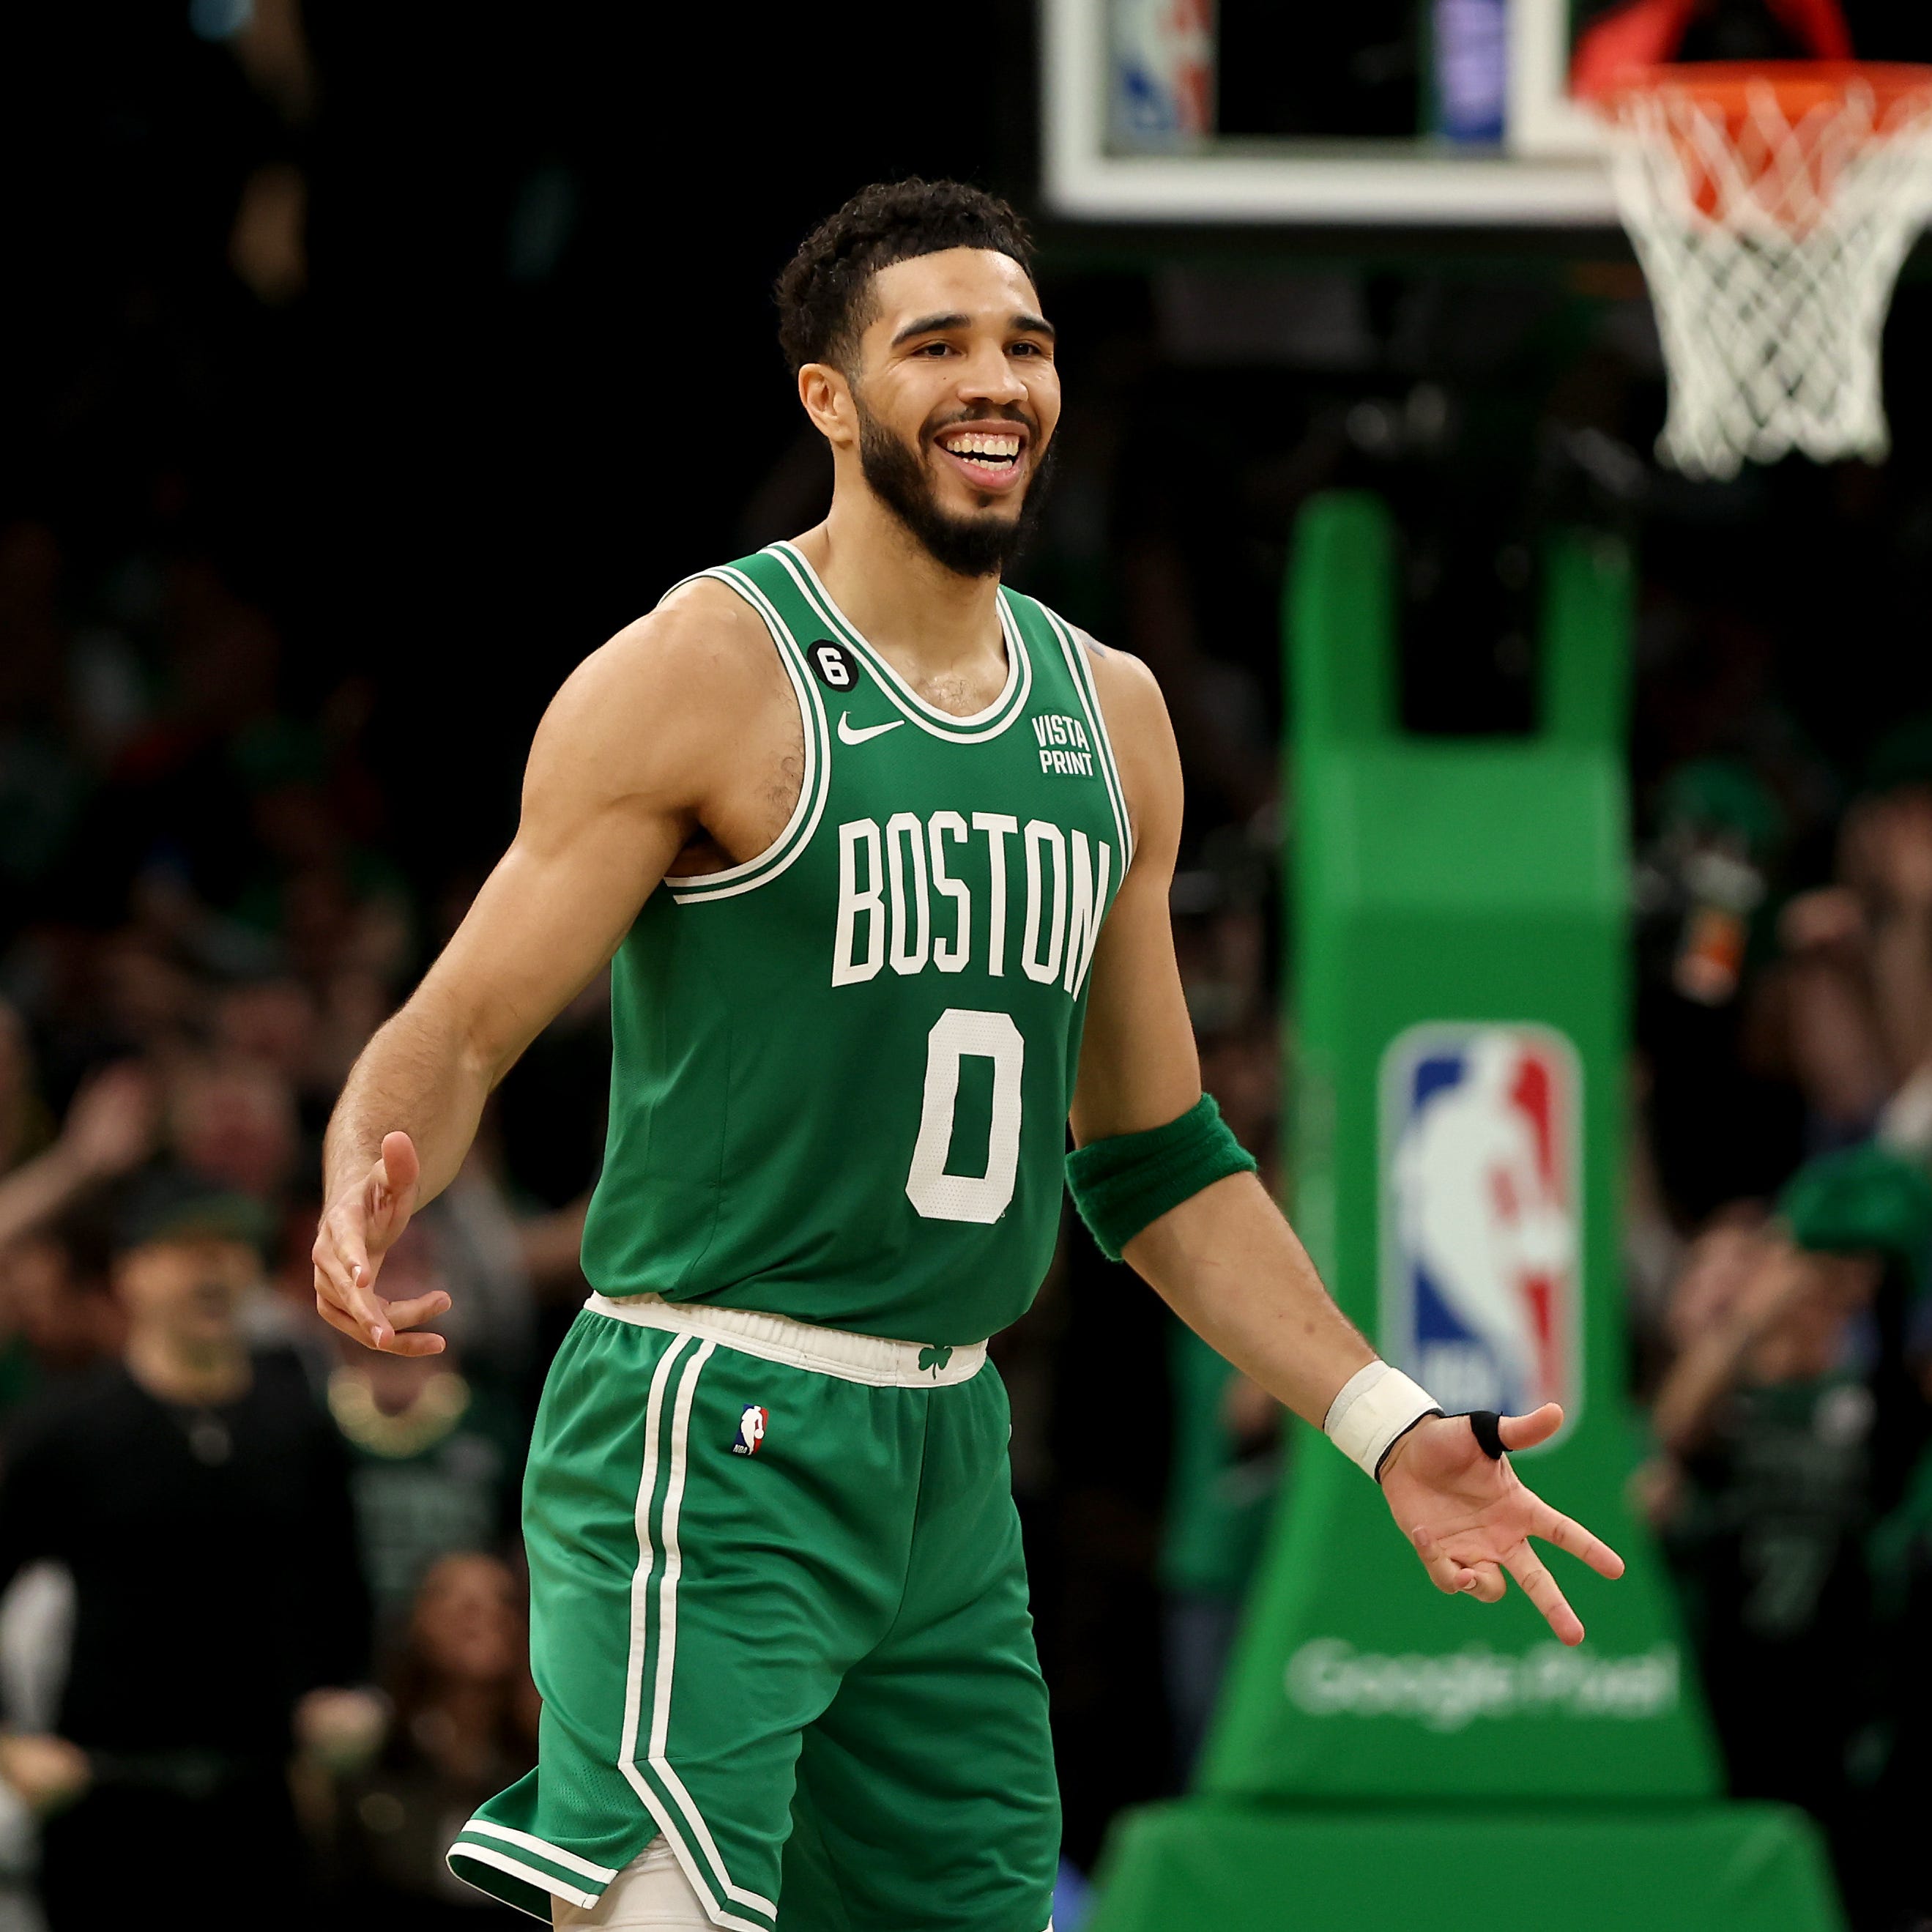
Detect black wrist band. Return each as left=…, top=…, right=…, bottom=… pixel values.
left=1465, top=1410, right=1505, bottom=1460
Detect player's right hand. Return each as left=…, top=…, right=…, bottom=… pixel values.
left=311, top=1130, right=450, bottom=1355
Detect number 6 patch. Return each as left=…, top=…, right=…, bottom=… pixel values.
left=809, top=641, right=857, bottom=691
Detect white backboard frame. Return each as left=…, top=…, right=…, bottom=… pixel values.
left=1043, top=0, right=1621, bottom=226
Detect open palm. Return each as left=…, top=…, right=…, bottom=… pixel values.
left=1379, top=1403, right=1624, bottom=1646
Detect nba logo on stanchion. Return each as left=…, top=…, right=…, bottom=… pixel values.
left=1381, top=1025, right=1582, bottom=1435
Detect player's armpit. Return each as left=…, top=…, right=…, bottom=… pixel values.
left=417, top=579, right=777, bottom=1086
left=320, top=582, right=781, bottom=1225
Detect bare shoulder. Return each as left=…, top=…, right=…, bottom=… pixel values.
left=562, top=578, right=771, bottom=719
left=1069, top=625, right=1178, bottom=776
left=530, top=577, right=781, bottom=796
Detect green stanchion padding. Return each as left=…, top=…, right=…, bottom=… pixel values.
left=1088, top=493, right=1840, bottom=1931
left=1203, top=492, right=1709, bottom=1802
left=1085, top=1800, right=1845, bottom=1932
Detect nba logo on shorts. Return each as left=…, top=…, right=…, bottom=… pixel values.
left=732, top=1406, right=768, bottom=1456
left=1381, top=1025, right=1581, bottom=1433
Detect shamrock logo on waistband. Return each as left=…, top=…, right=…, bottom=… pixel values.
left=918, top=1345, right=953, bottom=1378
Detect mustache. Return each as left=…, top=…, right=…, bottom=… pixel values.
left=924, top=406, right=1040, bottom=444
left=857, top=405, right=1058, bottom=581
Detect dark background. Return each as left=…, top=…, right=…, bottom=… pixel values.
left=10, top=3, right=1932, bottom=1925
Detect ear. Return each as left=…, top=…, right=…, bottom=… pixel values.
left=798, top=362, right=858, bottom=450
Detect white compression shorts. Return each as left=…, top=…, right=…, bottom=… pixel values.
left=551, top=1838, right=713, bottom=1930
left=548, top=1836, right=1060, bottom=1930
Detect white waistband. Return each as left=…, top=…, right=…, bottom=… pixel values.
left=583, top=1293, right=989, bottom=1388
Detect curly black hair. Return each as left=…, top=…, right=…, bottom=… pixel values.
left=775, top=178, right=1036, bottom=376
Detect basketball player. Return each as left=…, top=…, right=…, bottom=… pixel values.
left=312, top=180, right=1624, bottom=1931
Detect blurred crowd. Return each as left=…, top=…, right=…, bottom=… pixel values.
left=1621, top=710, right=1932, bottom=1931
left=17, top=6, right=1932, bottom=1931
left=1145, top=725, right=1932, bottom=1932
left=0, top=512, right=600, bottom=1928
left=20, top=514, right=1932, bottom=1929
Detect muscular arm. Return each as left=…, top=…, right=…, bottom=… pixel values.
left=1074, top=639, right=1623, bottom=1641
left=314, top=581, right=780, bottom=1350
left=1069, top=642, right=1375, bottom=1429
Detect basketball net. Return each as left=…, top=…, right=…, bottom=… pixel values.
left=1590, top=64, right=1932, bottom=478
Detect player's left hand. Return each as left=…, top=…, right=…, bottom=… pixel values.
left=1377, top=1404, right=1624, bottom=1646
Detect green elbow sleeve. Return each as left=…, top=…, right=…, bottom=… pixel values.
left=1063, top=1093, right=1257, bottom=1262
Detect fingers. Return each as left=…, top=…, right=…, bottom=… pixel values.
left=1534, top=1501, right=1626, bottom=1580
left=311, top=1239, right=390, bottom=1347
left=1504, top=1542, right=1585, bottom=1646
left=1497, top=1403, right=1563, bottom=1452
left=381, top=1290, right=453, bottom=1332
left=313, top=1291, right=371, bottom=1346
left=1409, top=1524, right=1479, bottom=1597
left=371, top=1328, right=447, bottom=1358
left=311, top=1199, right=376, bottom=1309
left=314, top=1136, right=423, bottom=1348
left=313, top=1290, right=447, bottom=1356
left=378, top=1130, right=421, bottom=1201
left=1465, top=1563, right=1506, bottom=1605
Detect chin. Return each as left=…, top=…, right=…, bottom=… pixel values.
left=946, top=493, right=1028, bottom=528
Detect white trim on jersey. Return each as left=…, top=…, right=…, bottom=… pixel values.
left=1037, top=603, right=1134, bottom=872
left=665, top=565, right=833, bottom=905
left=769, top=542, right=1036, bottom=743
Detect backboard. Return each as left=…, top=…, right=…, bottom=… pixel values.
left=1040, top=0, right=1931, bottom=227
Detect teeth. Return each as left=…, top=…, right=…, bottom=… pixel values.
left=946, top=432, right=1020, bottom=462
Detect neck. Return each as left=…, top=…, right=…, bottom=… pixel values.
left=125, top=1327, right=250, bottom=1407
left=796, top=478, right=1006, bottom=680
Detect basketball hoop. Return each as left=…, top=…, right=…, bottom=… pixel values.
left=1587, top=62, right=1932, bottom=478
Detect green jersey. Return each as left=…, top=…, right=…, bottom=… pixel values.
left=579, top=541, right=1131, bottom=1346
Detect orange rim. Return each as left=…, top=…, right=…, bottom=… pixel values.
left=1598, top=59, right=1932, bottom=122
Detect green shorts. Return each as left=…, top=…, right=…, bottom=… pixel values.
left=447, top=1295, right=1060, bottom=1931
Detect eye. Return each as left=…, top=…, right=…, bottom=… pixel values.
left=914, top=341, right=955, bottom=357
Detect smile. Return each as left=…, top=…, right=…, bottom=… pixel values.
left=933, top=425, right=1028, bottom=494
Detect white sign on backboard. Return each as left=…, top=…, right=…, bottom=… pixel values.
left=1042, top=0, right=1617, bottom=225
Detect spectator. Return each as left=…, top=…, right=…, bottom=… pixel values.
left=0, top=1195, right=122, bottom=1430
left=166, top=1052, right=300, bottom=1208
left=327, top=1553, right=538, bottom=1928
left=1644, top=1147, right=1932, bottom=1890
left=0, top=1170, right=374, bottom=1928
left=0, top=1063, right=155, bottom=1259
left=1865, top=1298, right=1932, bottom=1928
left=0, top=1006, right=49, bottom=1181
left=326, top=1226, right=524, bottom=1646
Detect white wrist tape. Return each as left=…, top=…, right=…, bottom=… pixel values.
left=1323, top=1361, right=1442, bottom=1480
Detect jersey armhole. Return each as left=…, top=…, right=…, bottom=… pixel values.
left=1033, top=602, right=1136, bottom=872
left=661, top=567, right=831, bottom=904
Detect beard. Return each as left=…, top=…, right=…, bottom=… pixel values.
left=856, top=400, right=1056, bottom=581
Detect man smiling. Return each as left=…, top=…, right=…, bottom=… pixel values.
left=312, top=179, right=1621, bottom=1931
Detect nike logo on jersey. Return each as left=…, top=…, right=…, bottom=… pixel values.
left=838, top=713, right=905, bottom=746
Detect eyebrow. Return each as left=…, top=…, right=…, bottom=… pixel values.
left=889, top=310, right=1058, bottom=346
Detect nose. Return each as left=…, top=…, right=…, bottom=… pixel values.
left=956, top=343, right=1028, bottom=409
